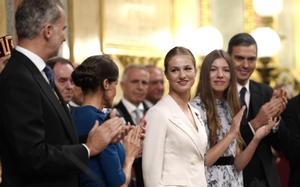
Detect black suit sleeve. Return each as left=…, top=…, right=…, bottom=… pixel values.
left=0, top=66, right=88, bottom=177
left=240, top=119, right=255, bottom=145
left=275, top=96, right=300, bottom=161
left=240, top=82, right=273, bottom=145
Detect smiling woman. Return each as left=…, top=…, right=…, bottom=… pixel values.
left=143, top=46, right=208, bottom=187
left=191, top=49, right=276, bottom=186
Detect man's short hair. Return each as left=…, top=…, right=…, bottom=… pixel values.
left=227, top=33, right=257, bottom=55
left=47, top=57, right=73, bottom=69
left=15, top=0, right=63, bottom=39
left=121, top=64, right=146, bottom=82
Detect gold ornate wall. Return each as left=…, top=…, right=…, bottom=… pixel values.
left=244, top=0, right=256, bottom=33
left=0, top=1, right=7, bottom=36
left=294, top=0, right=300, bottom=71
left=1, top=0, right=300, bottom=84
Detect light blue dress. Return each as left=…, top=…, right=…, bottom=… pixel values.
left=191, top=96, right=243, bottom=187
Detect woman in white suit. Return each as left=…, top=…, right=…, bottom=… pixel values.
left=143, top=46, right=208, bottom=187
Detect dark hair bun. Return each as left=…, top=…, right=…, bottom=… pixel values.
left=72, top=63, right=99, bottom=93
left=71, top=55, right=119, bottom=94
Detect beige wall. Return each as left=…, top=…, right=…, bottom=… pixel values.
left=71, top=0, right=101, bottom=63
left=1, top=0, right=300, bottom=83
left=212, top=0, right=244, bottom=49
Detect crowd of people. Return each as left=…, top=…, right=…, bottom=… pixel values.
left=1, top=0, right=300, bottom=187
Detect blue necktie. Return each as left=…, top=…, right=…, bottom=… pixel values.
left=240, top=87, right=248, bottom=117
left=239, top=87, right=247, bottom=107
left=43, top=65, right=55, bottom=88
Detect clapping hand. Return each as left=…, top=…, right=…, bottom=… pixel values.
left=86, top=110, right=129, bottom=157
left=123, top=126, right=142, bottom=159
left=272, top=88, right=288, bottom=117
left=254, top=118, right=277, bottom=142
left=138, top=118, right=146, bottom=140
left=229, top=106, right=246, bottom=137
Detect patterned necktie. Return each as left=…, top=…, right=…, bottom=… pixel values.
left=43, top=65, right=55, bottom=88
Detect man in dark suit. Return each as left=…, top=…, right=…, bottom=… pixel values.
left=0, top=1, right=125, bottom=187
left=281, top=95, right=300, bottom=187
left=115, top=64, right=150, bottom=187
left=0, top=35, right=14, bottom=185
left=228, top=33, right=287, bottom=187
left=0, top=52, right=10, bottom=74
left=47, top=57, right=74, bottom=105
left=144, top=65, right=164, bottom=108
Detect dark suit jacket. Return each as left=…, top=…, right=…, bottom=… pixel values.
left=241, top=80, right=282, bottom=187
left=281, top=95, right=300, bottom=187
left=0, top=50, right=88, bottom=187
left=114, top=101, right=149, bottom=126
left=114, top=100, right=149, bottom=187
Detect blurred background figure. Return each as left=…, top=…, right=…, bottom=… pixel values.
left=47, top=57, right=75, bottom=106
left=272, top=69, right=297, bottom=187
left=281, top=93, right=300, bottom=187
left=115, top=64, right=149, bottom=187
left=116, top=65, right=150, bottom=126
left=274, top=70, right=297, bottom=99
left=144, top=65, right=164, bottom=107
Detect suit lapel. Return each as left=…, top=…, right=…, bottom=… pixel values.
left=249, top=81, right=263, bottom=120
left=53, top=85, right=79, bottom=141
left=35, top=73, right=77, bottom=143
left=166, top=96, right=205, bottom=158
left=115, top=101, right=149, bottom=126
left=20, top=53, right=77, bottom=143
left=142, top=101, right=149, bottom=113
left=190, top=105, right=207, bottom=157
left=115, top=101, right=135, bottom=125
left=53, top=85, right=73, bottom=122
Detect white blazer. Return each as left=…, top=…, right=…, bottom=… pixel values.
left=143, top=95, right=207, bottom=187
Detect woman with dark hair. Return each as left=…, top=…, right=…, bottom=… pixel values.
left=143, top=47, right=208, bottom=187
left=72, top=55, right=142, bottom=187
left=191, top=49, right=276, bottom=186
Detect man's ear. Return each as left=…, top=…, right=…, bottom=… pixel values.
left=42, top=24, right=54, bottom=40
left=103, top=79, right=110, bottom=90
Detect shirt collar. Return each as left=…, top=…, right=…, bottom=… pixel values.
left=121, top=98, right=144, bottom=114
left=144, top=100, right=154, bottom=108
left=15, top=45, right=46, bottom=72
